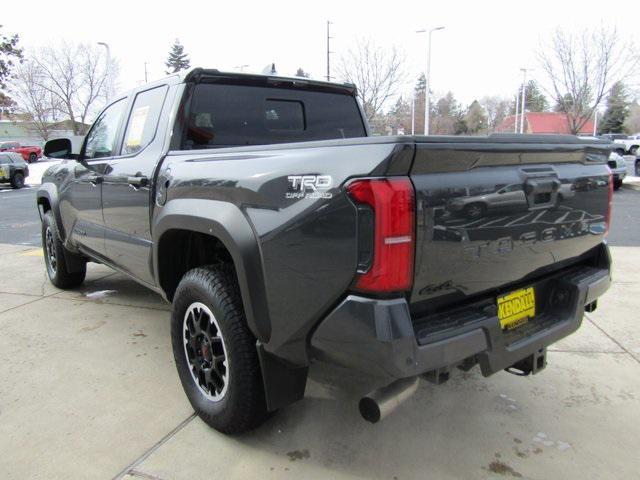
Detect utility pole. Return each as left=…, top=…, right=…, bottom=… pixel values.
left=144, top=62, right=148, bottom=83
left=326, top=21, right=333, bottom=81
left=417, top=27, right=445, bottom=135
left=519, top=68, right=527, bottom=134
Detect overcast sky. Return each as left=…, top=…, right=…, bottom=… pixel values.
left=4, top=0, right=640, bottom=109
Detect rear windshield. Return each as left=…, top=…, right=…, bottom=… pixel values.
left=180, top=83, right=366, bottom=149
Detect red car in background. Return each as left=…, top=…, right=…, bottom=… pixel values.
left=0, top=141, right=42, bottom=163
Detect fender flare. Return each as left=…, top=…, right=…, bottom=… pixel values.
left=35, top=184, right=66, bottom=242
left=153, top=199, right=271, bottom=342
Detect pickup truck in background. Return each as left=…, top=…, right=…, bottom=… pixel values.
left=0, top=141, right=42, bottom=163
left=600, top=134, right=640, bottom=156
left=39, top=69, right=613, bottom=433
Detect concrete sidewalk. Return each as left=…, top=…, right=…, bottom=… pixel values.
left=0, top=243, right=638, bottom=480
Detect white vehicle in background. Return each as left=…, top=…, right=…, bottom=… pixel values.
left=607, top=152, right=627, bottom=190
left=607, top=135, right=640, bottom=156
left=580, top=136, right=627, bottom=189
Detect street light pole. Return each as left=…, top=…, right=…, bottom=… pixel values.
left=97, top=42, right=111, bottom=103
left=411, top=95, right=415, bottom=135
left=514, top=86, right=520, bottom=133
left=417, top=26, right=444, bottom=135
left=519, top=68, right=527, bottom=134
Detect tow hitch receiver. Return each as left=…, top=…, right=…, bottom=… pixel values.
left=505, top=348, right=547, bottom=376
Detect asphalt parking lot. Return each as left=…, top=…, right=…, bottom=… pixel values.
left=0, top=163, right=639, bottom=479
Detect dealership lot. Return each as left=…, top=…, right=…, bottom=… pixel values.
left=0, top=176, right=639, bottom=479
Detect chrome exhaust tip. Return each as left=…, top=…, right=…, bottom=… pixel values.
left=358, top=377, right=419, bottom=423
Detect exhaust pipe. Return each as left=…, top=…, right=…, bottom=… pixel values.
left=358, top=377, right=419, bottom=423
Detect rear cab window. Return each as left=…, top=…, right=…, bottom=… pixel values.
left=179, top=82, right=366, bottom=150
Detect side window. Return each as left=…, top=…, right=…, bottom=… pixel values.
left=122, top=85, right=168, bottom=155
left=84, top=99, right=126, bottom=160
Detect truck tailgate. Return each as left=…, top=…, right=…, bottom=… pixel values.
left=409, top=138, right=611, bottom=316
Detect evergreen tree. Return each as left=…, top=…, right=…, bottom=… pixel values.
left=599, top=81, right=630, bottom=134
left=414, top=73, right=426, bottom=96
left=510, top=80, right=549, bottom=114
left=432, top=92, right=467, bottom=134
left=295, top=68, right=310, bottom=78
left=0, top=25, right=23, bottom=117
left=165, top=39, right=191, bottom=74
left=465, top=100, right=488, bottom=134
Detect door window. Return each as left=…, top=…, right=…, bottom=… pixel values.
left=83, top=99, right=126, bottom=160
left=121, top=86, right=168, bottom=155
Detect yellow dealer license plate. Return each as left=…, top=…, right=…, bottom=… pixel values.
left=497, top=287, right=535, bottom=330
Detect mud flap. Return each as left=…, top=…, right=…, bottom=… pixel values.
left=257, top=343, right=308, bottom=411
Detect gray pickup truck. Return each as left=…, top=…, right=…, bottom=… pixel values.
left=39, top=68, right=613, bottom=433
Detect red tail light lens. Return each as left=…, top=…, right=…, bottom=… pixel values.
left=347, top=177, right=415, bottom=293
left=605, top=168, right=613, bottom=235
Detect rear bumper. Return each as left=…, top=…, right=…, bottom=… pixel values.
left=311, top=250, right=611, bottom=380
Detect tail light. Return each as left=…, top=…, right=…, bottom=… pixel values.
left=346, top=177, right=415, bottom=293
left=605, top=168, right=613, bottom=235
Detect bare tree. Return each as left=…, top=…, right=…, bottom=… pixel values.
left=31, top=42, right=115, bottom=135
left=11, top=60, right=60, bottom=140
left=338, top=38, right=405, bottom=123
left=480, top=95, right=510, bottom=133
left=538, top=27, right=640, bottom=134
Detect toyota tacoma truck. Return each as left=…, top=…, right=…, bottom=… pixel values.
left=39, top=69, right=613, bottom=433
left=0, top=141, right=42, bottom=163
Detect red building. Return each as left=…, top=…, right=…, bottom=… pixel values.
left=496, top=112, right=595, bottom=135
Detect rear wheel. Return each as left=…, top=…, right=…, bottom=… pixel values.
left=10, top=172, right=25, bottom=189
left=629, top=146, right=638, bottom=156
left=463, top=202, right=486, bottom=220
left=616, top=148, right=626, bottom=156
left=171, top=266, right=268, bottom=434
left=42, top=211, right=86, bottom=288
left=29, top=152, right=37, bottom=163
left=635, top=160, right=640, bottom=177
left=614, top=178, right=623, bottom=190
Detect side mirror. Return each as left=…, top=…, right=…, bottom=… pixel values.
left=44, top=138, right=78, bottom=160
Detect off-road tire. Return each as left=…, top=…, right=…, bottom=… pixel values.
left=42, top=211, right=86, bottom=288
left=29, top=153, right=37, bottom=163
left=629, top=146, right=638, bottom=156
left=171, top=266, right=268, bottom=434
left=11, top=172, right=25, bottom=189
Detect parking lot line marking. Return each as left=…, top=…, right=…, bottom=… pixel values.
left=112, top=413, right=197, bottom=480
left=19, top=248, right=43, bottom=257
left=585, top=315, right=640, bottom=364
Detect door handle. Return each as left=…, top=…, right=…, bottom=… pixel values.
left=87, top=175, right=103, bottom=186
left=127, top=176, right=148, bottom=188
